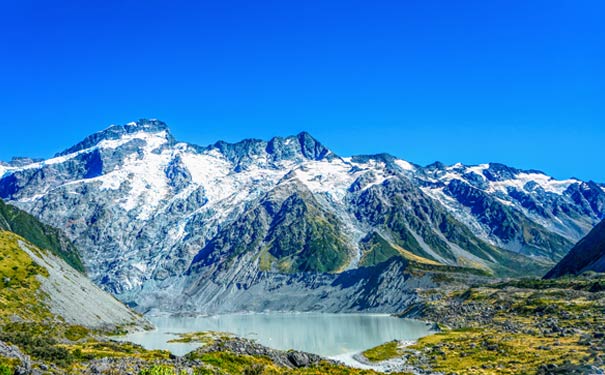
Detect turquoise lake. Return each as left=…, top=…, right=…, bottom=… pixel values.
left=117, top=312, right=434, bottom=357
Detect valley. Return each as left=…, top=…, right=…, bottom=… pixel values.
left=0, top=120, right=604, bottom=374
left=3, top=0, right=604, bottom=370
left=1, top=119, right=602, bottom=314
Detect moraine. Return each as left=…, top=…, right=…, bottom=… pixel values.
left=2, top=119, right=604, bottom=313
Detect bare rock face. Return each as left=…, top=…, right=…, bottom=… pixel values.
left=0, top=119, right=603, bottom=313
left=545, top=219, right=605, bottom=278
left=16, top=239, right=145, bottom=329
left=0, top=230, right=145, bottom=330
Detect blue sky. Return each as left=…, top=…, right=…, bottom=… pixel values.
left=0, top=0, right=603, bottom=181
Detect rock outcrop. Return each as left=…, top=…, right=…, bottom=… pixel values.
left=0, top=119, right=603, bottom=313
left=545, top=219, right=605, bottom=278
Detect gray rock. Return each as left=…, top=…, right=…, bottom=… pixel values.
left=0, top=340, right=31, bottom=375
left=1, top=119, right=602, bottom=314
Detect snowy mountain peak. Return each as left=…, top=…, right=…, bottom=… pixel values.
left=268, top=131, right=334, bottom=161
left=205, top=130, right=336, bottom=167
left=56, top=118, right=173, bottom=157
left=1, top=119, right=604, bottom=312
left=4, top=157, right=45, bottom=167
left=421, top=161, right=578, bottom=191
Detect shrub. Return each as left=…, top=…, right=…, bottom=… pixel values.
left=243, top=364, right=265, bottom=375
left=139, top=365, right=177, bottom=375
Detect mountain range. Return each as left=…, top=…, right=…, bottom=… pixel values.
left=1, top=119, right=603, bottom=313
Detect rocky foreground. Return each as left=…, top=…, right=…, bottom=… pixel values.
left=356, top=275, right=605, bottom=375
left=2, top=220, right=605, bottom=374
left=5, top=276, right=605, bottom=375
left=0, top=328, right=386, bottom=375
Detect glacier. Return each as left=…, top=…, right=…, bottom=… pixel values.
left=0, top=119, right=603, bottom=313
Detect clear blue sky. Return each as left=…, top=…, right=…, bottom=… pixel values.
left=1, top=0, right=603, bottom=181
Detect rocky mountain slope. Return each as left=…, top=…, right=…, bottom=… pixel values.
left=0, top=198, right=83, bottom=272
left=544, top=218, right=605, bottom=278
left=1, top=119, right=603, bottom=313
left=0, top=195, right=143, bottom=329
left=0, top=230, right=144, bottom=329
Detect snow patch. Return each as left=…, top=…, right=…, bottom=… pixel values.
left=466, top=163, right=489, bottom=177
left=430, top=163, right=577, bottom=197
left=132, top=262, right=148, bottom=273
left=293, top=160, right=355, bottom=201
left=420, top=186, right=497, bottom=249
left=2, top=130, right=170, bottom=176
left=81, top=131, right=173, bottom=219
left=394, top=159, right=415, bottom=171
left=491, top=173, right=578, bottom=195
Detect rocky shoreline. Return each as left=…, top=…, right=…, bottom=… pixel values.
left=394, top=277, right=605, bottom=374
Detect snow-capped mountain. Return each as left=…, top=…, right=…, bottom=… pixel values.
left=1, top=119, right=603, bottom=313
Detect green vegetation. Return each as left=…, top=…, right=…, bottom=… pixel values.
left=398, top=275, right=605, bottom=374
left=0, top=323, right=409, bottom=375
left=361, top=340, right=402, bottom=362
left=64, top=325, right=90, bottom=341
left=0, top=220, right=394, bottom=375
left=189, top=352, right=278, bottom=374
left=187, top=351, right=403, bottom=375
left=359, top=233, right=402, bottom=267
left=258, top=248, right=276, bottom=271
left=0, top=231, right=156, bottom=372
left=0, top=319, right=169, bottom=370
left=495, top=274, right=605, bottom=291
left=0, top=364, right=12, bottom=375
left=266, top=193, right=351, bottom=273
left=1, top=221, right=394, bottom=375
left=139, top=365, right=182, bottom=375
left=167, top=331, right=233, bottom=344
left=0, top=199, right=84, bottom=272
left=138, top=365, right=219, bottom=375
left=0, top=198, right=602, bottom=375
left=360, top=188, right=556, bottom=277
left=0, top=231, right=52, bottom=323
left=63, top=340, right=170, bottom=362
left=359, top=232, right=443, bottom=268
left=139, top=367, right=216, bottom=375
left=0, top=322, right=78, bottom=367
left=0, top=357, right=18, bottom=375
left=407, top=328, right=590, bottom=374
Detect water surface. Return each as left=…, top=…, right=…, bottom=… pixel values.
left=118, top=312, right=433, bottom=357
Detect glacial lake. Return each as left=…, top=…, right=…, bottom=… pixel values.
left=117, top=312, right=434, bottom=358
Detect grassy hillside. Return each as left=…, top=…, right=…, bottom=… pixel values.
left=0, top=199, right=84, bottom=272
left=359, top=231, right=444, bottom=267
left=0, top=231, right=52, bottom=323
left=371, top=276, right=605, bottom=374
left=0, top=230, right=402, bottom=375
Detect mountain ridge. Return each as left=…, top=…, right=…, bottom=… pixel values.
left=0, top=119, right=603, bottom=313
left=544, top=218, right=605, bottom=278
left=3, top=119, right=603, bottom=184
